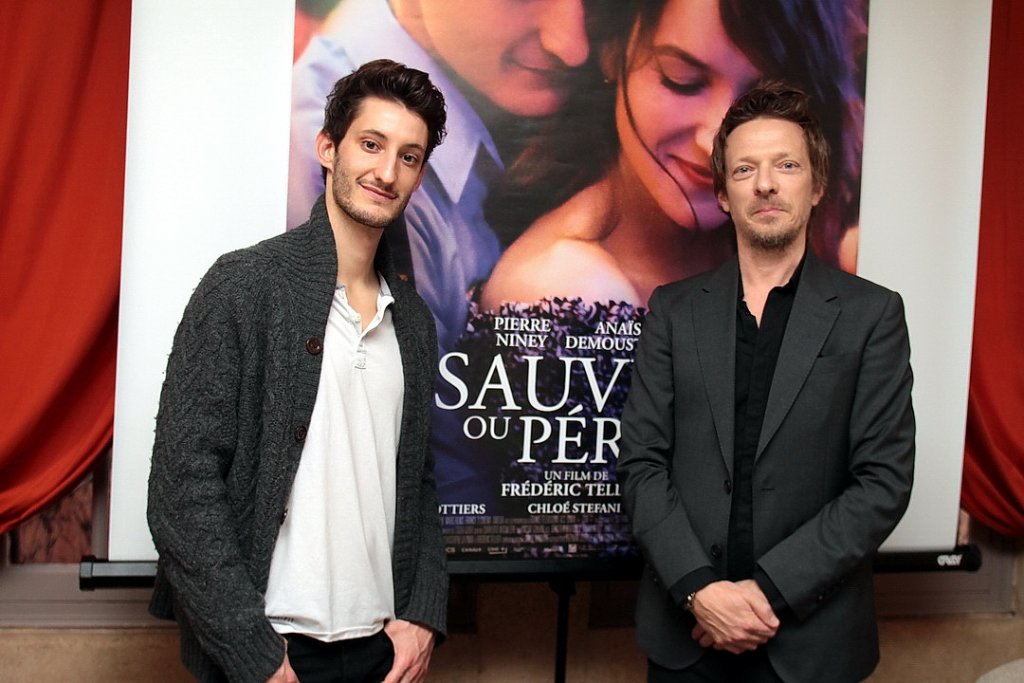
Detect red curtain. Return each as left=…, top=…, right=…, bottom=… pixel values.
left=961, top=0, right=1024, bottom=537
left=0, top=0, right=131, bottom=534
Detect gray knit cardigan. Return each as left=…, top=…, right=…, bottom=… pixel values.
left=147, top=196, right=447, bottom=683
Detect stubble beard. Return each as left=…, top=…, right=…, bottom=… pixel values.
left=739, top=202, right=807, bottom=253
left=743, top=221, right=802, bottom=252
left=331, top=166, right=405, bottom=230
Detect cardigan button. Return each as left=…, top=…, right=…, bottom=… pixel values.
left=294, top=425, right=307, bottom=442
left=305, top=337, right=323, bottom=355
left=710, top=544, right=722, bottom=559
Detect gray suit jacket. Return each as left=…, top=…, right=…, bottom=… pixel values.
left=618, top=252, right=915, bottom=683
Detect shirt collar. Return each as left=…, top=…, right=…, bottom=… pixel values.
left=335, top=273, right=394, bottom=307
left=737, top=250, right=807, bottom=301
left=377, top=272, right=395, bottom=309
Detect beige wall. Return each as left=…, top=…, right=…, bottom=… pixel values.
left=4, top=576, right=1023, bottom=683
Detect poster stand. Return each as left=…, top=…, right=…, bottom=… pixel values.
left=550, top=578, right=575, bottom=683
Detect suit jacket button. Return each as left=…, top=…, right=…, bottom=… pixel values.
left=305, top=337, right=323, bottom=355
left=724, top=480, right=732, bottom=494
left=710, top=544, right=722, bottom=558
left=294, top=425, right=307, bottom=442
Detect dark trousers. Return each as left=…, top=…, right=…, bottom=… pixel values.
left=649, top=648, right=785, bottom=683
left=284, top=631, right=394, bottom=683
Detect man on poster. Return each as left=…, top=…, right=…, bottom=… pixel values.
left=148, top=60, right=448, bottom=683
left=618, top=82, right=915, bottom=682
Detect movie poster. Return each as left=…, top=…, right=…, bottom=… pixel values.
left=289, top=0, right=869, bottom=570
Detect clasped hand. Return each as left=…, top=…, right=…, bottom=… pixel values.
left=689, top=580, right=779, bottom=654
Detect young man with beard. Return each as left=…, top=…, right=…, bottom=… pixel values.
left=618, top=81, right=915, bottom=683
left=148, top=60, right=448, bottom=683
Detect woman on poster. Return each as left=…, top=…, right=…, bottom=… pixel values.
left=481, top=0, right=866, bottom=312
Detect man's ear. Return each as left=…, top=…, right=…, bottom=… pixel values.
left=599, top=17, right=640, bottom=86
left=812, top=184, right=825, bottom=207
left=717, top=190, right=730, bottom=214
left=599, top=42, right=619, bottom=85
left=315, top=130, right=336, bottom=175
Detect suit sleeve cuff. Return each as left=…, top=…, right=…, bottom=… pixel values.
left=753, top=565, right=790, bottom=617
left=668, top=566, right=719, bottom=609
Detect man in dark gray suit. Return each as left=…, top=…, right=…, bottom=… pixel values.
left=617, top=81, right=915, bottom=683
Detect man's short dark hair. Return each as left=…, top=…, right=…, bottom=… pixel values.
left=321, top=59, right=447, bottom=173
left=711, top=81, right=830, bottom=199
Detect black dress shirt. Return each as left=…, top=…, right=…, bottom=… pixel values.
left=670, top=258, right=804, bottom=614
left=728, top=260, right=803, bottom=615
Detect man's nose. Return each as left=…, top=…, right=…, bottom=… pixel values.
left=538, top=0, right=589, bottom=68
left=373, top=156, right=398, bottom=185
left=755, top=168, right=778, bottom=196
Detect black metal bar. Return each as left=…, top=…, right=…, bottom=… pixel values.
left=872, top=544, right=982, bottom=573
left=79, top=556, right=158, bottom=590
left=78, top=544, right=982, bottom=593
left=549, top=578, right=575, bottom=683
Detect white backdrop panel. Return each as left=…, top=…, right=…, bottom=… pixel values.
left=109, top=0, right=991, bottom=560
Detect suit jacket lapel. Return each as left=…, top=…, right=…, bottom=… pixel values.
left=756, top=252, right=840, bottom=458
left=694, top=257, right=739, bottom=477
